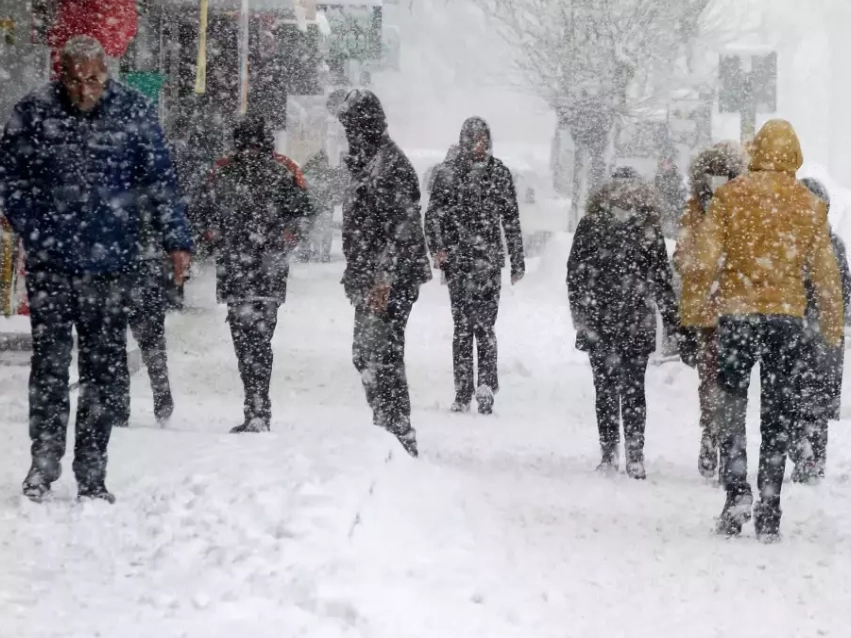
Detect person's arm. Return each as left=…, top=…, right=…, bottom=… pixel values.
left=690, top=187, right=727, bottom=311
left=0, top=102, right=36, bottom=238
left=280, top=168, right=315, bottom=251
left=134, top=103, right=193, bottom=256
left=373, top=156, right=425, bottom=288
left=831, top=234, right=851, bottom=318
left=424, top=168, right=450, bottom=264
left=567, top=216, right=596, bottom=335
left=497, top=164, right=526, bottom=282
left=647, top=218, right=679, bottom=332
left=808, top=204, right=844, bottom=347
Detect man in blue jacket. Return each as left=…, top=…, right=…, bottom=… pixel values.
left=0, top=36, right=192, bottom=503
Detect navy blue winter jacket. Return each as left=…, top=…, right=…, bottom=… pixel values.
left=0, top=80, right=192, bottom=274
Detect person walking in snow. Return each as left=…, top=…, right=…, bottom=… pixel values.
left=117, top=197, right=179, bottom=428
left=333, top=89, right=432, bottom=457
left=567, top=176, right=678, bottom=480
left=674, top=142, right=746, bottom=480
left=654, top=147, right=687, bottom=240
left=692, top=120, right=844, bottom=541
left=300, top=149, right=343, bottom=263
left=0, top=36, right=193, bottom=503
left=424, top=118, right=525, bottom=414
left=204, top=116, right=313, bottom=434
left=788, top=178, right=851, bottom=483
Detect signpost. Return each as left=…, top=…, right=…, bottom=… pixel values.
left=720, top=48, right=777, bottom=144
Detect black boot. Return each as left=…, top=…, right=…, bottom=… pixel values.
left=715, top=488, right=753, bottom=537
left=153, top=388, right=174, bottom=425
left=78, top=483, right=116, bottom=504
left=230, top=417, right=271, bottom=434
left=476, top=385, right=494, bottom=415
left=22, top=458, right=62, bottom=503
left=626, top=450, right=646, bottom=480
left=596, top=444, right=619, bottom=474
left=754, top=500, right=782, bottom=543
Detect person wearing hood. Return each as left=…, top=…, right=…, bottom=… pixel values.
left=790, top=178, right=851, bottom=483
left=567, top=177, right=678, bottom=479
left=674, top=141, right=746, bottom=480
left=692, top=120, right=844, bottom=541
left=333, top=89, right=432, bottom=457
left=204, top=115, right=314, bottom=434
left=424, top=117, right=525, bottom=414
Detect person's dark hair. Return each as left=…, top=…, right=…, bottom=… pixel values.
left=612, top=166, right=642, bottom=180
left=801, top=177, right=831, bottom=211
left=233, top=115, right=273, bottom=154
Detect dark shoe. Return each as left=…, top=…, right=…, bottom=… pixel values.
left=626, top=458, right=647, bottom=480
left=698, top=434, right=718, bottom=479
left=154, top=391, right=175, bottom=425
left=394, top=428, right=419, bottom=458
left=754, top=500, right=782, bottom=542
left=596, top=446, right=619, bottom=474
left=22, top=477, right=51, bottom=503
left=715, top=489, right=753, bottom=537
left=22, top=457, right=61, bottom=502
left=450, top=400, right=471, bottom=413
left=230, top=418, right=271, bottom=434
left=78, top=484, right=116, bottom=504
left=476, top=385, right=494, bottom=415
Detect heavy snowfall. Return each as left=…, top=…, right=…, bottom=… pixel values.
left=2, top=0, right=851, bottom=637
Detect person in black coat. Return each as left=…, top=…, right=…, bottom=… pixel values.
left=791, top=178, right=851, bottom=482
left=300, top=149, right=343, bottom=263
left=567, top=177, right=679, bottom=479
left=425, top=117, right=525, bottom=414
left=204, top=116, right=314, bottom=433
left=334, top=89, right=432, bottom=457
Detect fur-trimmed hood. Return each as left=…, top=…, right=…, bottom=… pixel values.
left=689, top=141, right=746, bottom=209
left=585, top=178, right=663, bottom=227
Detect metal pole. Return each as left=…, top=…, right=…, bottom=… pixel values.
left=740, top=73, right=756, bottom=145
left=195, top=0, right=209, bottom=94
left=239, top=0, right=250, bottom=116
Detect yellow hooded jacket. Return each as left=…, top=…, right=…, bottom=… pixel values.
left=692, top=120, right=844, bottom=346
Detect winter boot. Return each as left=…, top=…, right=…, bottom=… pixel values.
left=715, top=488, right=753, bottom=537
left=450, top=399, right=471, bottom=413
left=22, top=458, right=62, bottom=503
left=390, top=426, right=418, bottom=458
left=790, top=437, right=816, bottom=484
left=596, top=445, right=619, bottom=475
left=476, top=385, right=494, bottom=415
left=77, top=483, right=116, bottom=504
left=153, top=389, right=175, bottom=425
left=230, top=417, right=271, bottom=434
left=754, top=500, right=782, bottom=544
left=698, top=432, right=718, bottom=479
left=626, top=450, right=647, bottom=480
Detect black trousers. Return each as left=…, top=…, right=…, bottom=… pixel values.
left=588, top=348, right=650, bottom=459
left=352, top=287, right=418, bottom=433
left=447, top=268, right=501, bottom=403
left=26, top=268, right=129, bottom=489
left=717, top=316, right=804, bottom=511
left=228, top=301, right=280, bottom=424
left=126, top=259, right=171, bottom=416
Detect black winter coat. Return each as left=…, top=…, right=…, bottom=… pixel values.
left=425, top=120, right=525, bottom=277
left=800, top=232, right=851, bottom=420
left=567, top=180, right=679, bottom=356
left=208, top=153, right=313, bottom=304
left=341, top=135, right=432, bottom=303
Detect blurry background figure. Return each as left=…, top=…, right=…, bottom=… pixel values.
left=299, top=149, right=344, bottom=263
left=790, top=178, right=851, bottom=483
left=654, top=146, right=687, bottom=240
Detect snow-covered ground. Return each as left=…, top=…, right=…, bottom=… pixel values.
left=2, top=236, right=851, bottom=637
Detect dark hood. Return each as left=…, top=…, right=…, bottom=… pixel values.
left=689, top=141, right=746, bottom=210
left=337, top=89, right=389, bottom=174
left=586, top=178, right=662, bottom=228
left=458, top=117, right=492, bottom=162
left=233, top=115, right=274, bottom=155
